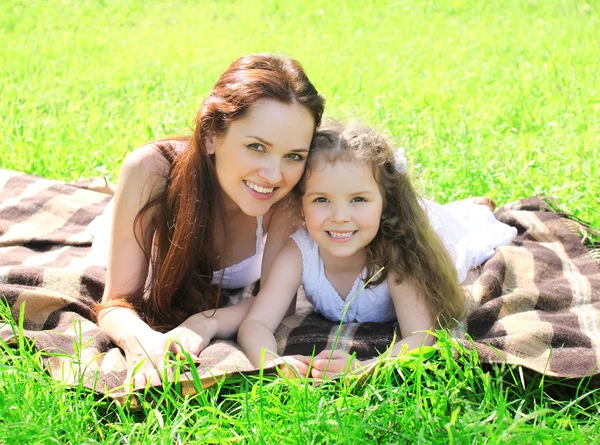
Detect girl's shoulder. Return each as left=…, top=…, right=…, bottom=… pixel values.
left=289, top=226, right=315, bottom=250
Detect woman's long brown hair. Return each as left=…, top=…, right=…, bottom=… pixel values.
left=97, top=54, right=324, bottom=330
left=300, top=121, right=465, bottom=327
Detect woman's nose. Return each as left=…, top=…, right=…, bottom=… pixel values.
left=257, top=158, right=283, bottom=184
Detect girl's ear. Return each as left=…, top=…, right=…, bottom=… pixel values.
left=205, top=134, right=217, bottom=155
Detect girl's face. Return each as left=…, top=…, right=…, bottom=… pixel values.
left=208, top=99, right=315, bottom=216
left=302, top=158, right=383, bottom=261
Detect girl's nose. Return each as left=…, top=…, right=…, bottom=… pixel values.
left=331, top=204, right=351, bottom=223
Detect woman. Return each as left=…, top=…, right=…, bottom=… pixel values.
left=94, top=53, right=325, bottom=388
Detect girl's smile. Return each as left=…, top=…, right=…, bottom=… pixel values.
left=325, top=230, right=358, bottom=242
left=302, top=159, right=383, bottom=263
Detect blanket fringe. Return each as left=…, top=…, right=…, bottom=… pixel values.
left=540, top=197, right=600, bottom=246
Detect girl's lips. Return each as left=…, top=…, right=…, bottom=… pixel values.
left=325, top=230, right=358, bottom=243
left=244, top=180, right=277, bottom=201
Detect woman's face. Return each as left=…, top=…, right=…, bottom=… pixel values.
left=207, top=99, right=315, bottom=216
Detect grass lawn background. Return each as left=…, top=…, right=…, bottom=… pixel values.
left=1, top=0, right=599, bottom=443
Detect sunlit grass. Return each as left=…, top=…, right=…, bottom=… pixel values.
left=1, top=0, right=598, bottom=225
left=1, top=0, right=600, bottom=442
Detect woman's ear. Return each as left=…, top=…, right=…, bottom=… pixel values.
left=205, top=134, right=216, bottom=155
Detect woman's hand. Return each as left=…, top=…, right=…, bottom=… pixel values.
left=310, top=350, right=362, bottom=379
left=124, top=327, right=207, bottom=390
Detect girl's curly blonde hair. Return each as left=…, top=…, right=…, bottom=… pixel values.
left=299, top=120, right=465, bottom=327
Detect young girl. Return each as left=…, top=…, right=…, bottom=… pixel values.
left=237, top=121, right=516, bottom=377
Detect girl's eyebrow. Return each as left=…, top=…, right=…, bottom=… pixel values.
left=247, top=136, right=309, bottom=152
left=304, top=190, right=373, bottom=197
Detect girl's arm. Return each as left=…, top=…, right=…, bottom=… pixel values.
left=260, top=202, right=302, bottom=284
left=386, top=273, right=436, bottom=353
left=175, top=202, right=302, bottom=343
left=311, top=274, right=435, bottom=378
left=177, top=299, right=254, bottom=343
left=238, top=239, right=303, bottom=367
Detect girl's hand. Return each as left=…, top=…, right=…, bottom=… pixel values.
left=124, top=328, right=205, bottom=390
left=310, top=350, right=361, bottom=379
left=266, top=355, right=312, bottom=377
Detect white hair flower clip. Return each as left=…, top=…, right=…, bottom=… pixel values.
left=393, top=147, right=408, bottom=174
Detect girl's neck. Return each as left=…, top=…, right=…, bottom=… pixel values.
left=319, top=247, right=367, bottom=276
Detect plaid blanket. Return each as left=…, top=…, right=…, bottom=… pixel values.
left=1, top=169, right=599, bottom=399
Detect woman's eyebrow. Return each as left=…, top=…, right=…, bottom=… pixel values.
left=247, top=135, right=273, bottom=147
left=248, top=135, right=309, bottom=152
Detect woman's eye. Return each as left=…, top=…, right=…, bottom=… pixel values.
left=352, top=197, right=367, bottom=203
left=247, top=143, right=265, bottom=152
left=285, top=153, right=304, bottom=161
left=314, top=197, right=328, bottom=203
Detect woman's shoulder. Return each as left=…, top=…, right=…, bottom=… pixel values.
left=117, top=140, right=187, bottom=203
left=122, top=139, right=189, bottom=176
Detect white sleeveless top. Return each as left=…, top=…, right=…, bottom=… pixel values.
left=211, top=216, right=266, bottom=289
left=88, top=201, right=266, bottom=290
left=290, top=228, right=396, bottom=323
left=87, top=140, right=267, bottom=290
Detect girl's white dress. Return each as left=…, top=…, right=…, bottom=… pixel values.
left=289, top=200, right=517, bottom=323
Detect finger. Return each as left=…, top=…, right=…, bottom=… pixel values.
left=312, top=359, right=344, bottom=371
left=314, top=349, right=333, bottom=359
left=311, top=368, right=339, bottom=380
left=143, top=366, right=163, bottom=388
left=289, top=359, right=309, bottom=377
left=188, top=339, right=207, bottom=357
left=133, top=371, right=147, bottom=390
left=290, top=355, right=311, bottom=364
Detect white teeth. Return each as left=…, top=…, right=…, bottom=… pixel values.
left=327, top=231, right=356, bottom=239
left=245, top=181, right=274, bottom=194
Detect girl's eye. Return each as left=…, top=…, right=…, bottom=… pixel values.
left=247, top=143, right=265, bottom=152
left=285, top=153, right=305, bottom=161
left=313, top=197, right=329, bottom=203
left=352, top=197, right=367, bottom=203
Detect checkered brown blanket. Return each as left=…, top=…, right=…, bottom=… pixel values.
left=1, top=169, right=599, bottom=399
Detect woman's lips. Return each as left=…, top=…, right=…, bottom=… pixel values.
left=244, top=180, right=277, bottom=200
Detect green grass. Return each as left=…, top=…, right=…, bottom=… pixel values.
left=2, top=303, right=600, bottom=444
left=1, top=0, right=598, bottom=226
left=1, top=0, right=600, bottom=442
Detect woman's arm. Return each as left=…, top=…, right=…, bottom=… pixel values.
left=98, top=144, right=206, bottom=388
left=98, top=143, right=169, bottom=337
left=311, top=274, right=435, bottom=378
left=238, top=240, right=303, bottom=367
